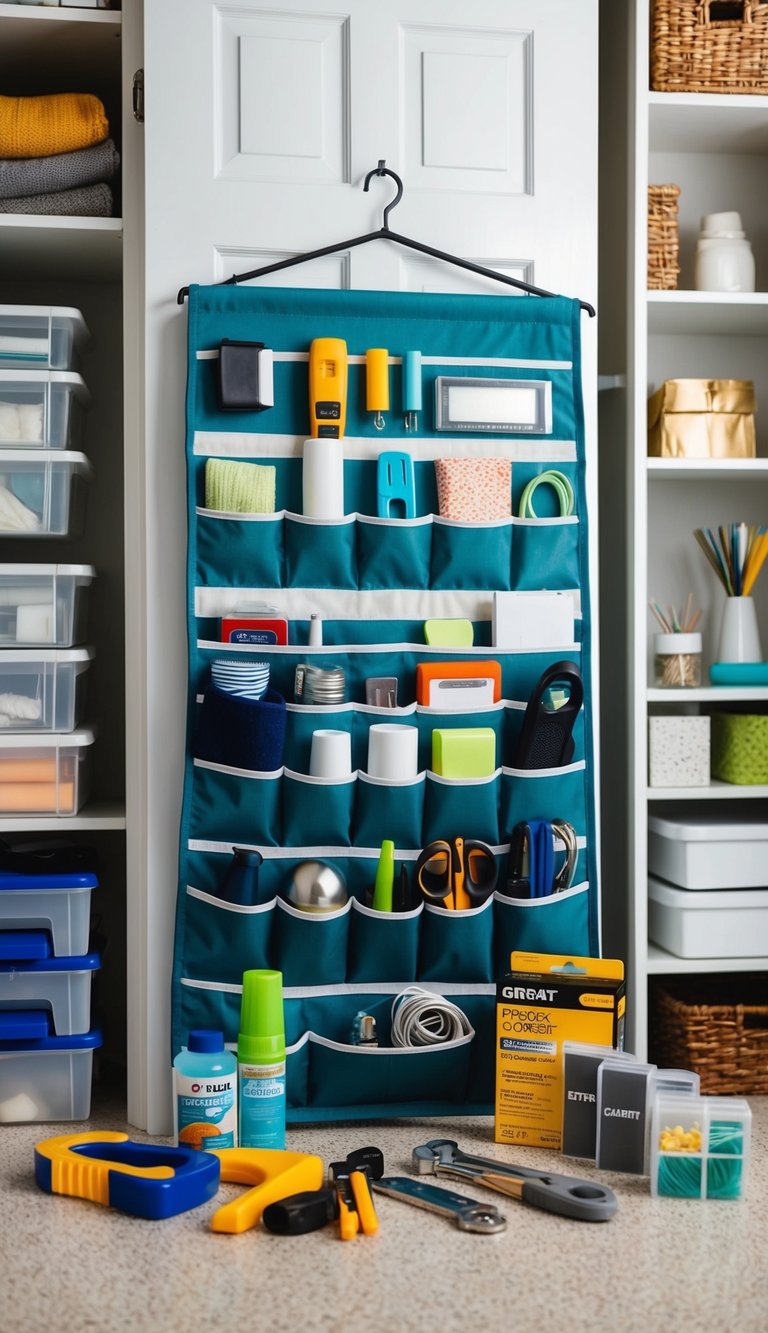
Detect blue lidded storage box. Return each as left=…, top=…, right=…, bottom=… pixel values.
left=0, top=951, right=99, bottom=1035
left=0, top=1026, right=101, bottom=1122
left=0, top=869, right=98, bottom=956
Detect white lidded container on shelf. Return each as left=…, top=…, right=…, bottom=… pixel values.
left=0, top=565, right=95, bottom=647
left=0, top=645, right=93, bottom=732
left=0, top=450, right=92, bottom=537
left=0, top=306, right=90, bottom=373
left=648, top=876, right=768, bottom=958
left=0, top=726, right=95, bottom=816
left=649, top=809, right=768, bottom=889
left=0, top=370, right=90, bottom=450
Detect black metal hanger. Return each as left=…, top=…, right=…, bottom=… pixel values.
left=177, top=160, right=595, bottom=315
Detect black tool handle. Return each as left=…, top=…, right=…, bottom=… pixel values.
left=514, top=661, right=583, bottom=769
left=262, top=1188, right=338, bottom=1235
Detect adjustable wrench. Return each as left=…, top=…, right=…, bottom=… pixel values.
left=371, top=1176, right=506, bottom=1234
left=412, top=1139, right=617, bottom=1222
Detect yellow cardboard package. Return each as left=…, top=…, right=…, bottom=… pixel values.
left=495, top=951, right=625, bottom=1149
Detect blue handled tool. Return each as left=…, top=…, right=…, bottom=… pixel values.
left=403, top=350, right=422, bottom=431
left=377, top=450, right=416, bottom=518
left=34, top=1131, right=220, bottom=1220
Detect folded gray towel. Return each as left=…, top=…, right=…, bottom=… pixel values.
left=0, top=138, right=120, bottom=201
left=0, top=181, right=113, bottom=216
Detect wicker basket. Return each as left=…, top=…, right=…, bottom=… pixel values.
left=650, top=977, right=768, bottom=1095
left=651, top=0, right=768, bottom=94
left=648, top=185, right=681, bottom=290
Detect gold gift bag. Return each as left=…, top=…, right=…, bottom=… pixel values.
left=648, top=379, right=756, bottom=459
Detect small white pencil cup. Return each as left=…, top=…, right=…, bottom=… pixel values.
left=367, top=723, right=419, bottom=780
left=718, top=596, right=762, bottom=664
left=309, top=729, right=353, bottom=779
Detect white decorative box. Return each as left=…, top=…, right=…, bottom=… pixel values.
left=649, top=715, right=710, bottom=788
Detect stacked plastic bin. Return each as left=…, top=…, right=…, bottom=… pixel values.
left=0, top=307, right=100, bottom=1121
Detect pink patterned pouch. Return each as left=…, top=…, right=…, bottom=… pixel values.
left=434, top=457, right=512, bottom=521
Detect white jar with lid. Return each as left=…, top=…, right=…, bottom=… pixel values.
left=654, top=633, right=703, bottom=688
left=694, top=212, right=755, bottom=293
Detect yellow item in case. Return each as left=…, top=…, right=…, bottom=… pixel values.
left=648, top=379, right=756, bottom=459
left=209, top=1147, right=324, bottom=1233
left=0, top=93, right=109, bottom=159
left=308, top=338, right=347, bottom=439
left=495, top=952, right=625, bottom=1149
left=366, top=348, right=390, bottom=430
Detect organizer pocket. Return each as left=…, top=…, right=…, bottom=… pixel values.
left=353, top=772, right=425, bottom=848
left=492, top=881, right=591, bottom=973
left=418, top=896, right=494, bottom=984
left=423, top=772, right=501, bottom=847
left=347, top=900, right=422, bottom=983
left=286, top=1033, right=310, bottom=1110
left=306, top=1027, right=474, bottom=1108
left=499, top=761, right=587, bottom=842
left=430, top=517, right=513, bottom=592
left=273, top=896, right=350, bottom=987
left=191, top=761, right=283, bottom=847
left=282, top=770, right=356, bottom=847
left=511, top=517, right=580, bottom=591
left=178, top=976, right=242, bottom=1047
left=356, top=515, right=432, bottom=591
left=284, top=704, right=356, bottom=773
left=196, top=509, right=284, bottom=589
left=284, top=514, right=357, bottom=589
left=415, top=704, right=506, bottom=773
left=183, top=887, right=275, bottom=985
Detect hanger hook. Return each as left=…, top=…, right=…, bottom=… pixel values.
left=363, top=159, right=403, bottom=231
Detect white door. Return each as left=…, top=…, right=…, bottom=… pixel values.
left=132, top=0, right=598, bottom=1132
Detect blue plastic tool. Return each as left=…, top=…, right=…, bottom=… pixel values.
left=34, top=1131, right=220, bottom=1220
left=403, top=350, right=422, bottom=431
left=377, top=450, right=416, bottom=518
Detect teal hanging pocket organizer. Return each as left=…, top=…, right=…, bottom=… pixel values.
left=173, top=283, right=599, bottom=1122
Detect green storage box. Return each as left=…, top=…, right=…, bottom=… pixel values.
left=711, top=711, right=768, bottom=786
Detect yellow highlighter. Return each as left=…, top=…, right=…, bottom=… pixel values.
left=309, top=337, right=347, bottom=438
left=366, top=347, right=390, bottom=430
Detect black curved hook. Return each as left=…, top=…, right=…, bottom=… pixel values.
left=363, top=160, right=403, bottom=231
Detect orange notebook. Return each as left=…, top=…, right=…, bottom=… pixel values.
left=416, top=660, right=502, bottom=706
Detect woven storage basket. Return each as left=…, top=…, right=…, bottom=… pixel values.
left=711, top=710, right=768, bottom=783
left=648, top=185, right=681, bottom=290
left=650, top=978, right=768, bottom=1094
left=651, top=0, right=768, bottom=94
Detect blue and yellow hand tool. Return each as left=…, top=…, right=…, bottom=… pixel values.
left=34, top=1131, right=219, bottom=1220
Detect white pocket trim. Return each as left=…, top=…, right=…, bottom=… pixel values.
left=493, top=879, right=589, bottom=908
left=186, top=884, right=276, bottom=916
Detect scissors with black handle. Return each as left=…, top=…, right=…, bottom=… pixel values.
left=415, top=836, right=497, bottom=910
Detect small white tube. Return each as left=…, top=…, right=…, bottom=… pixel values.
left=303, top=439, right=344, bottom=518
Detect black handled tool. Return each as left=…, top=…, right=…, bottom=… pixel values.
left=513, top=660, right=583, bottom=769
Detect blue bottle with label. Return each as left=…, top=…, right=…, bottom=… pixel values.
left=173, top=1029, right=238, bottom=1150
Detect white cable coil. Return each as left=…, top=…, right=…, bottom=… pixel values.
left=390, top=986, right=472, bottom=1047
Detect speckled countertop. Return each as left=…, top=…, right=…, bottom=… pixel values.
left=3, top=1098, right=767, bottom=1333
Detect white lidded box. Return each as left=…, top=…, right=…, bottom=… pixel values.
left=0, top=306, right=90, bottom=373
left=0, top=371, right=90, bottom=450
left=0, top=451, right=92, bottom=537
left=0, top=564, right=95, bottom=647
left=0, top=952, right=99, bottom=1036
left=0, top=646, right=93, bottom=732
left=0, top=1028, right=101, bottom=1123
left=649, top=715, right=710, bottom=788
left=648, top=875, right=768, bottom=958
left=649, top=809, right=768, bottom=889
left=0, top=869, right=98, bottom=957
left=0, top=726, right=95, bottom=815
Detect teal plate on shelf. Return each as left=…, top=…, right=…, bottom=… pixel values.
left=709, top=662, right=768, bottom=686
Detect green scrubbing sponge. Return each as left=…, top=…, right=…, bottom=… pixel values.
left=205, top=458, right=276, bottom=513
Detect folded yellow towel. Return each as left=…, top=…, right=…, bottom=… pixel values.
left=0, top=93, right=108, bottom=160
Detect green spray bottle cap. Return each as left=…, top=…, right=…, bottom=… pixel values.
left=238, top=969, right=285, bottom=1064
left=372, top=839, right=395, bottom=913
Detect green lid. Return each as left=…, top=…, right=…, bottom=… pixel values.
left=237, top=969, right=285, bottom=1064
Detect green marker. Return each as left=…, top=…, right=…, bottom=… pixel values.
left=372, top=839, right=395, bottom=913
left=237, top=969, right=286, bottom=1149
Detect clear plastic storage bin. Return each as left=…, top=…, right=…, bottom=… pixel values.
left=650, top=1093, right=751, bottom=1200
left=0, top=451, right=92, bottom=537
left=0, top=306, right=89, bottom=372
left=648, top=875, right=768, bottom=958
left=0, top=371, right=90, bottom=450
left=0, top=646, right=93, bottom=732
left=0, top=1027, right=101, bottom=1122
left=0, top=565, right=95, bottom=647
left=0, top=727, right=95, bottom=816
left=0, top=952, right=99, bottom=1036
left=0, top=869, right=98, bottom=956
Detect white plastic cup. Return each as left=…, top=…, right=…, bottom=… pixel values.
left=302, top=439, right=344, bottom=518
left=718, top=595, right=762, bottom=664
left=309, top=729, right=352, bottom=778
left=367, top=723, right=419, bottom=780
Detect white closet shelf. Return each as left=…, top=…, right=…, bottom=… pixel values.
left=647, top=457, right=768, bottom=480
left=0, top=801, right=126, bottom=833
left=648, top=91, right=768, bottom=154
left=0, top=217, right=122, bottom=283
left=647, top=686, right=768, bottom=703
left=647, top=942, right=768, bottom=975
left=647, top=782, right=768, bottom=801
left=647, top=291, right=768, bottom=337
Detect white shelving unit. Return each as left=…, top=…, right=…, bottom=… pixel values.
left=599, top=0, right=768, bottom=1055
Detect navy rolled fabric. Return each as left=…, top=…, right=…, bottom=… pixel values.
left=195, top=685, right=286, bottom=771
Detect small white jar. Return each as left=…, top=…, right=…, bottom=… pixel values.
left=654, top=632, right=703, bottom=688
left=694, top=211, right=755, bottom=293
